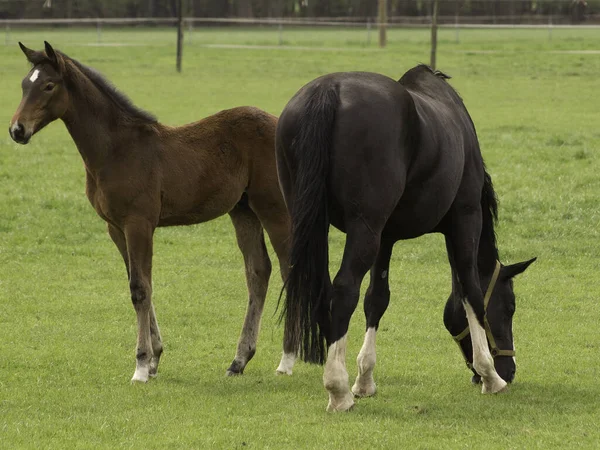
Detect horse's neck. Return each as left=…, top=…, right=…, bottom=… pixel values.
left=61, top=73, right=130, bottom=172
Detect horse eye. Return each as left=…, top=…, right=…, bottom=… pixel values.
left=44, top=83, right=55, bottom=92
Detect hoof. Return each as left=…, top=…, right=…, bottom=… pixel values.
left=131, top=368, right=149, bottom=383
left=482, top=377, right=508, bottom=394
left=471, top=374, right=482, bottom=385
left=351, top=382, right=376, bottom=398
left=226, top=360, right=244, bottom=377
left=326, top=393, right=355, bottom=412
left=276, top=353, right=296, bottom=376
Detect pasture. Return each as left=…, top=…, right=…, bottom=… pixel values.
left=1, top=26, right=599, bottom=448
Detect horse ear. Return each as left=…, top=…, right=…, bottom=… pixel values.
left=44, top=41, right=59, bottom=69
left=19, top=42, right=36, bottom=62
left=502, top=257, right=537, bottom=279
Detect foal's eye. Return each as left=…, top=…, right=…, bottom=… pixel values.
left=44, top=83, right=55, bottom=92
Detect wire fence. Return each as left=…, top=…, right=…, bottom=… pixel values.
left=3, top=16, right=598, bottom=67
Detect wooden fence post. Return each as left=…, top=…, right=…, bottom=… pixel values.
left=430, top=0, right=439, bottom=69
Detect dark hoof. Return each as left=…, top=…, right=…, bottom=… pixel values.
left=471, top=374, right=482, bottom=385
left=226, top=360, right=244, bottom=376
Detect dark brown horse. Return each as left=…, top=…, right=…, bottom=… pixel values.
left=9, top=41, right=294, bottom=382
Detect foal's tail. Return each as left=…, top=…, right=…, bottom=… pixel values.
left=283, top=85, right=340, bottom=365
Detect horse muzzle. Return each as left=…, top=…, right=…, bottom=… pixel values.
left=9, top=121, right=32, bottom=144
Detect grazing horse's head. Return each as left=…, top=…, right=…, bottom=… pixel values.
left=9, top=41, right=69, bottom=145
left=444, top=258, right=536, bottom=384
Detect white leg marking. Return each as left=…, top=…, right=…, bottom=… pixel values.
left=323, top=335, right=354, bottom=412
left=29, top=69, right=40, bottom=82
left=464, top=302, right=507, bottom=394
left=352, top=327, right=377, bottom=397
left=276, top=352, right=296, bottom=376
left=131, top=366, right=150, bottom=383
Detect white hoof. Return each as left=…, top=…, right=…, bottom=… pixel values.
left=276, top=367, right=293, bottom=376
left=131, top=368, right=149, bottom=383
left=482, top=376, right=508, bottom=394
left=326, top=391, right=355, bottom=412
left=276, top=353, right=295, bottom=376
left=351, top=378, right=376, bottom=397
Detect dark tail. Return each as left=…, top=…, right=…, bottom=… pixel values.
left=282, top=85, right=340, bottom=365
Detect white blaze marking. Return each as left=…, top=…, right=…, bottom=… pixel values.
left=29, top=69, right=40, bottom=83
left=10, top=122, right=20, bottom=133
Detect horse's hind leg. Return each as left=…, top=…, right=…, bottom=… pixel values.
left=226, top=202, right=272, bottom=376
left=241, top=188, right=295, bottom=375
left=109, top=224, right=163, bottom=379
left=148, top=303, right=163, bottom=377
left=446, top=213, right=507, bottom=394
left=325, top=221, right=382, bottom=412
left=257, top=216, right=295, bottom=376
left=351, top=237, right=394, bottom=398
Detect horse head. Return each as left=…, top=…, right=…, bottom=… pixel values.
left=9, top=41, right=69, bottom=144
left=444, top=258, right=536, bottom=384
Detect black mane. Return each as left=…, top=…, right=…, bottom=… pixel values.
left=60, top=51, right=157, bottom=124
left=480, top=167, right=500, bottom=272
left=399, top=64, right=464, bottom=104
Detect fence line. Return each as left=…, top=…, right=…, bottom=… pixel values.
left=1, top=16, right=599, bottom=28
left=3, top=16, right=598, bottom=69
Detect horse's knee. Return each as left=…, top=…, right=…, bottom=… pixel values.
left=247, top=255, right=272, bottom=288
left=333, top=275, right=360, bottom=305
left=256, top=256, right=272, bottom=281
left=130, top=280, right=150, bottom=307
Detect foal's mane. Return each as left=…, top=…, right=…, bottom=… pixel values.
left=59, top=51, right=157, bottom=124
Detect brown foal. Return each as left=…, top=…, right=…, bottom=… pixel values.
left=9, top=41, right=296, bottom=382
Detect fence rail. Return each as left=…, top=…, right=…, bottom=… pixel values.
left=1, top=16, right=600, bottom=28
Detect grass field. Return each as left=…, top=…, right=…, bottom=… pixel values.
left=1, top=26, right=599, bottom=448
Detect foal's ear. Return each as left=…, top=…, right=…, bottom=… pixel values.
left=44, top=41, right=59, bottom=69
left=18, top=42, right=37, bottom=62
left=502, top=257, right=537, bottom=279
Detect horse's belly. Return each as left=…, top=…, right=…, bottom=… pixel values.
left=383, top=183, right=457, bottom=239
left=158, top=185, right=241, bottom=227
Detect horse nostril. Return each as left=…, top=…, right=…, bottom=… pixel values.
left=10, top=122, right=25, bottom=141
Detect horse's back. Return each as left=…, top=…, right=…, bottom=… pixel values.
left=278, top=70, right=476, bottom=238
left=278, top=72, right=419, bottom=232
left=155, top=106, right=280, bottom=226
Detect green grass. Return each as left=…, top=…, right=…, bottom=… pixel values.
left=1, top=27, right=600, bottom=448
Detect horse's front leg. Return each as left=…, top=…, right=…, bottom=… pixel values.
left=446, top=211, right=507, bottom=394
left=109, top=223, right=163, bottom=380
left=118, top=218, right=156, bottom=383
